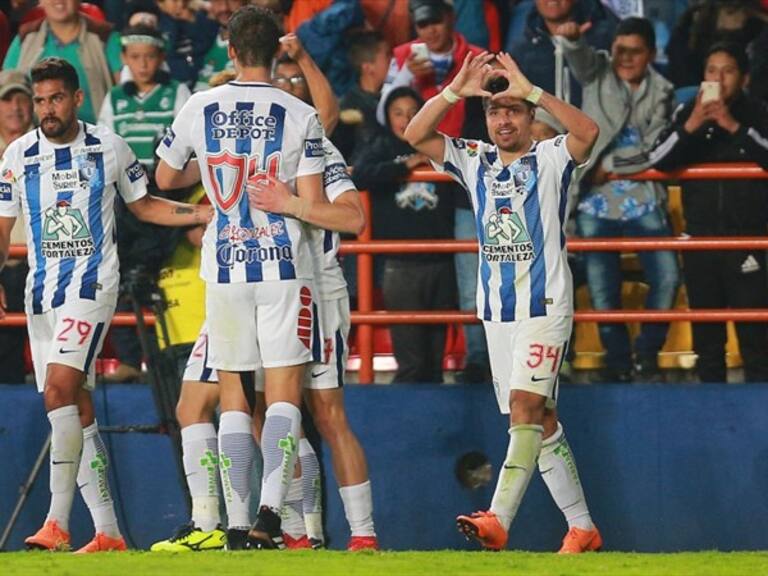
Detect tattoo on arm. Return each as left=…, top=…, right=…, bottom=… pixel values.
left=174, top=206, right=194, bottom=215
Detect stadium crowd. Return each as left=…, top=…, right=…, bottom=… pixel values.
left=1, top=0, right=768, bottom=557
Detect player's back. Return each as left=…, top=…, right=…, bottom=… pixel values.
left=171, top=81, right=325, bottom=284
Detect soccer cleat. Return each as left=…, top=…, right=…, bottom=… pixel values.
left=283, top=533, right=312, bottom=549
left=74, top=533, right=127, bottom=554
left=225, top=528, right=249, bottom=551
left=246, top=506, right=285, bottom=550
left=347, top=535, right=379, bottom=551
left=150, top=522, right=226, bottom=552
left=309, top=537, right=325, bottom=550
left=25, top=519, right=71, bottom=551
left=558, top=526, right=603, bottom=554
left=456, top=511, right=508, bottom=551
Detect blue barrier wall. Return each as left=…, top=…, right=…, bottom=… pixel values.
left=1, top=383, right=767, bottom=551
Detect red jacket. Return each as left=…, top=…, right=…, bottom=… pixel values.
left=392, top=33, right=483, bottom=137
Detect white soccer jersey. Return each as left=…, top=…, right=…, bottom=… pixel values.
left=312, top=138, right=352, bottom=301
left=0, top=123, right=148, bottom=315
left=435, top=134, right=577, bottom=322
left=156, top=81, right=325, bottom=284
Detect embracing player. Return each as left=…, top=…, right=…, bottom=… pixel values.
left=405, top=52, right=603, bottom=553
left=0, top=58, right=211, bottom=553
left=155, top=6, right=325, bottom=549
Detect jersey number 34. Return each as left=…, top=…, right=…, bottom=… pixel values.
left=206, top=151, right=281, bottom=212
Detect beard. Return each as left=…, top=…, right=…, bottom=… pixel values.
left=40, top=115, right=73, bottom=139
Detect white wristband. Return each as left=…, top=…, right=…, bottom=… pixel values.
left=525, top=85, right=543, bottom=105
left=441, top=86, right=462, bottom=104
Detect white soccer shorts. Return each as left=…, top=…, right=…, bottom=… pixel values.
left=182, top=324, right=218, bottom=383
left=28, top=297, right=116, bottom=392
left=206, top=280, right=319, bottom=371
left=484, top=315, right=572, bottom=414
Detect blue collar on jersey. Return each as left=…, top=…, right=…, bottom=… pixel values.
left=490, top=139, right=538, bottom=170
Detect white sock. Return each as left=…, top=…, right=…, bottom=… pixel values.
left=539, top=423, right=594, bottom=530
left=259, top=402, right=301, bottom=515
left=182, top=423, right=221, bottom=532
left=490, top=424, right=543, bottom=531
left=78, top=421, right=120, bottom=538
left=281, top=475, right=305, bottom=538
left=47, top=405, right=82, bottom=532
left=299, top=438, right=323, bottom=542
left=339, top=480, right=375, bottom=537
left=218, top=411, right=254, bottom=530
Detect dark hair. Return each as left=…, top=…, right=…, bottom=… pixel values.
left=275, top=52, right=297, bottom=67
left=30, top=58, right=79, bottom=92
left=481, top=75, right=533, bottom=112
left=228, top=5, right=281, bottom=68
left=347, top=30, right=387, bottom=75
left=120, top=24, right=165, bottom=52
left=614, top=16, right=656, bottom=51
left=706, top=41, right=749, bottom=74
left=126, top=0, right=160, bottom=19
left=383, top=86, right=423, bottom=128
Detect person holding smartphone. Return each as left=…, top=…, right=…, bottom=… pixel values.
left=651, top=41, right=768, bottom=383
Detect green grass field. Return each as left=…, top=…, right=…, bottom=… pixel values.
left=1, top=550, right=766, bottom=576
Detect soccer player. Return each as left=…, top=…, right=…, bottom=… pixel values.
left=155, top=6, right=325, bottom=549
left=0, top=57, right=212, bottom=553
left=404, top=52, right=604, bottom=553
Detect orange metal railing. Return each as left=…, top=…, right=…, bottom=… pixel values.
left=2, top=163, right=767, bottom=383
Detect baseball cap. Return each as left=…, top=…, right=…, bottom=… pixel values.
left=0, top=70, right=32, bottom=100
left=409, top=0, right=454, bottom=25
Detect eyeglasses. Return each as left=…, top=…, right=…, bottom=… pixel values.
left=273, top=75, right=306, bottom=88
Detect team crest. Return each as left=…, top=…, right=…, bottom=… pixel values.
left=207, top=151, right=248, bottom=212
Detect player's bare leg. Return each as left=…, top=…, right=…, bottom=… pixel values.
left=304, top=388, right=377, bottom=550
left=217, top=370, right=256, bottom=549
left=539, top=408, right=601, bottom=554
left=248, top=365, right=305, bottom=550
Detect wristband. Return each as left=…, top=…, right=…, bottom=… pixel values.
left=285, top=195, right=310, bottom=220
left=525, top=85, right=543, bottom=105
left=441, top=86, right=462, bottom=104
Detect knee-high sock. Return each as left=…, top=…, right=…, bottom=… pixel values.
left=299, top=438, right=323, bottom=542
left=182, top=423, right=221, bottom=531
left=218, top=411, right=254, bottom=530
left=259, top=402, right=301, bottom=515
left=339, top=481, right=376, bottom=537
left=281, top=475, right=305, bottom=538
left=539, top=423, right=594, bottom=530
left=47, top=405, right=82, bottom=532
left=490, top=424, right=543, bottom=531
left=78, top=421, right=120, bottom=538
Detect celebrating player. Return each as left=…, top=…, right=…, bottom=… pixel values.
left=404, top=52, right=603, bottom=553
left=155, top=6, right=325, bottom=549
left=0, top=57, right=212, bottom=553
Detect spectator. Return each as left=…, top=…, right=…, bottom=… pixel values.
left=3, top=0, right=122, bottom=124
left=360, top=0, right=412, bottom=48
left=332, top=29, right=390, bottom=164
left=353, top=86, right=455, bottom=384
left=666, top=0, right=765, bottom=88
left=505, top=0, right=618, bottom=108
left=0, top=69, right=33, bottom=383
left=194, top=0, right=247, bottom=92
left=651, top=42, right=768, bottom=382
left=155, top=0, right=219, bottom=87
left=560, top=17, right=679, bottom=382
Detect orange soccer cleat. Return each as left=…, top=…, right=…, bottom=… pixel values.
left=558, top=526, right=603, bottom=554
left=283, top=533, right=312, bottom=550
left=74, top=533, right=128, bottom=554
left=456, top=511, right=508, bottom=551
left=25, top=519, right=71, bottom=551
left=347, top=535, right=379, bottom=551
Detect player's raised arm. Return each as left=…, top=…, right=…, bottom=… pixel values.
left=404, top=51, right=495, bottom=164
left=495, top=52, right=599, bottom=164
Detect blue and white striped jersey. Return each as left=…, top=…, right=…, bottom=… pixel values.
left=312, top=138, right=354, bottom=301
left=0, top=123, right=148, bottom=315
left=434, top=134, right=577, bottom=322
left=156, top=81, right=325, bottom=284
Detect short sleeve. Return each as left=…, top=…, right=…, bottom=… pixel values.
left=105, top=32, right=123, bottom=74
left=156, top=97, right=196, bottom=170
left=113, top=136, right=149, bottom=204
left=322, top=139, right=355, bottom=203
left=296, top=112, right=325, bottom=178
left=544, top=134, right=583, bottom=172
left=0, top=146, right=22, bottom=218
left=430, top=135, right=476, bottom=191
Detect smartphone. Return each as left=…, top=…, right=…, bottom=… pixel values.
left=700, top=81, right=720, bottom=103
left=410, top=42, right=429, bottom=60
